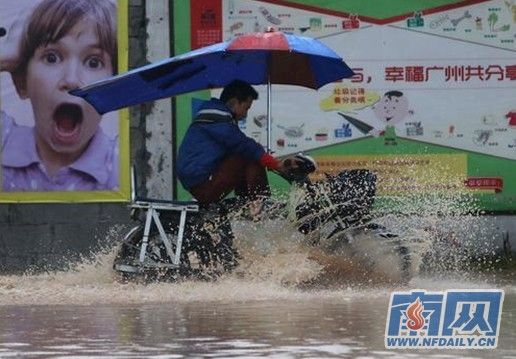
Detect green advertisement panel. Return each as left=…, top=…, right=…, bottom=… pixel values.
left=174, top=0, right=516, bottom=212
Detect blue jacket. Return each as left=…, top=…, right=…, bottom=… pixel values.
left=177, top=98, right=265, bottom=190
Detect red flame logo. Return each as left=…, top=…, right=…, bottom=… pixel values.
left=406, top=298, right=425, bottom=330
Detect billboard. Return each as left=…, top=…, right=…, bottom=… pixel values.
left=175, top=0, right=515, bottom=211
left=0, top=0, right=129, bottom=202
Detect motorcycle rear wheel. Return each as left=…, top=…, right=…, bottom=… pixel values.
left=113, top=221, right=237, bottom=282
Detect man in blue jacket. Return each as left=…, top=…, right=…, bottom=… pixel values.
left=177, top=80, right=284, bottom=208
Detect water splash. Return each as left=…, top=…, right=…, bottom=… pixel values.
left=373, top=188, right=511, bottom=277
left=0, top=241, right=393, bottom=306
left=0, top=170, right=513, bottom=306
left=0, top=215, right=413, bottom=306
left=0, top=211, right=512, bottom=307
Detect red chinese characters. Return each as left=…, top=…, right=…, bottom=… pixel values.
left=342, top=14, right=360, bottom=29
left=464, top=177, right=503, bottom=192
left=383, top=64, right=515, bottom=82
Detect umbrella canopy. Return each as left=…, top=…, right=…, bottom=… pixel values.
left=71, top=31, right=354, bottom=115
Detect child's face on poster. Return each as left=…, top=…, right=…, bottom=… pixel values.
left=20, top=18, right=114, bottom=156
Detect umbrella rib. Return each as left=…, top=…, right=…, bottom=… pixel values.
left=70, top=32, right=355, bottom=115
left=157, top=65, right=207, bottom=91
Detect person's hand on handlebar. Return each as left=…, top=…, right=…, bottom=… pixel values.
left=260, top=153, right=316, bottom=183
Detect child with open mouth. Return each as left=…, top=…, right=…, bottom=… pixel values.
left=0, top=0, right=118, bottom=192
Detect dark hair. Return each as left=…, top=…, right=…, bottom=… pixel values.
left=14, top=0, right=117, bottom=77
left=384, top=90, right=403, bottom=99
left=220, top=80, right=258, bottom=103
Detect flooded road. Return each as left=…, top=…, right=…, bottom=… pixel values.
left=0, top=216, right=515, bottom=358
left=0, top=291, right=511, bottom=358
left=0, top=253, right=514, bottom=358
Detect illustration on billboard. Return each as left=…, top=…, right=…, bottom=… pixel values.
left=214, top=0, right=516, bottom=159
left=180, top=0, right=515, bottom=209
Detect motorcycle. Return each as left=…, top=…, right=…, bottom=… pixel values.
left=113, top=154, right=412, bottom=283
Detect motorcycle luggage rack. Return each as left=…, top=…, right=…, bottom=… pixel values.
left=129, top=167, right=199, bottom=268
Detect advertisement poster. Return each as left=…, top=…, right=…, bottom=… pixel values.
left=175, top=0, right=515, bottom=211
left=0, top=0, right=129, bottom=202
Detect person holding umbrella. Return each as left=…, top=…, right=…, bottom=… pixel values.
left=176, top=80, right=285, bottom=215
left=70, top=30, right=355, bottom=208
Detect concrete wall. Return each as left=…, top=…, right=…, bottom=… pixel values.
left=144, top=0, right=175, bottom=200
left=0, top=0, right=155, bottom=273
left=0, top=203, right=129, bottom=273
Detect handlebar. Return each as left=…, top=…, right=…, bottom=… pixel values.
left=276, top=153, right=317, bottom=183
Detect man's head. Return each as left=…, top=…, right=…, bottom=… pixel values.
left=220, top=80, right=258, bottom=121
